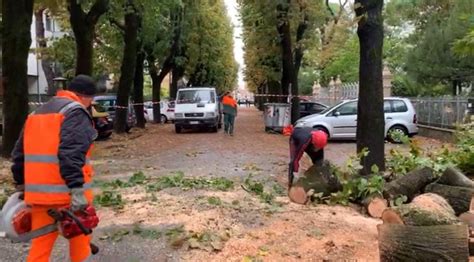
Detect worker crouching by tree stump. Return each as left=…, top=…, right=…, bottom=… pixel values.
left=287, top=127, right=341, bottom=204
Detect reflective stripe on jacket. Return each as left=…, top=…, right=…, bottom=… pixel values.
left=22, top=91, right=95, bottom=205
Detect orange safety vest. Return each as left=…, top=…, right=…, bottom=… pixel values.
left=23, top=91, right=94, bottom=206
left=222, top=96, right=237, bottom=108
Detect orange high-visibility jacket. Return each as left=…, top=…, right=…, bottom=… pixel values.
left=23, top=91, right=94, bottom=205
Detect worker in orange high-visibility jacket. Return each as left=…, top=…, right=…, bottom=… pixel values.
left=222, top=91, right=238, bottom=135
left=11, top=75, right=98, bottom=262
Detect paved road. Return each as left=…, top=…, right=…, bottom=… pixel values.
left=0, top=107, right=444, bottom=261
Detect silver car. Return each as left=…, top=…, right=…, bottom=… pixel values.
left=295, top=97, right=418, bottom=141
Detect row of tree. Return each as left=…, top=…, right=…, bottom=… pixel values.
left=1, top=0, right=238, bottom=156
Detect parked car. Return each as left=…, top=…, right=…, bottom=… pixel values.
left=295, top=97, right=418, bottom=142
left=144, top=101, right=175, bottom=123
left=91, top=102, right=113, bottom=139
left=93, top=95, right=136, bottom=132
left=299, top=101, right=328, bottom=118
left=174, top=87, right=222, bottom=133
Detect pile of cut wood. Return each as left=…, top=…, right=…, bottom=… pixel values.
left=375, top=166, right=474, bottom=261
left=288, top=164, right=474, bottom=260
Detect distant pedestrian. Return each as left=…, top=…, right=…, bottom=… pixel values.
left=246, top=98, right=251, bottom=108
left=222, top=91, right=238, bottom=135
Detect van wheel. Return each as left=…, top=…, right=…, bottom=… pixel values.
left=175, top=125, right=182, bottom=134
left=160, top=114, right=167, bottom=123
left=388, top=125, right=408, bottom=143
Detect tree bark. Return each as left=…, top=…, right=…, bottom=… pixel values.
left=276, top=1, right=299, bottom=124
left=381, top=193, right=458, bottom=226
left=383, top=167, right=436, bottom=201
left=437, top=167, right=474, bottom=188
left=133, top=50, right=146, bottom=128
left=425, top=183, right=474, bottom=215
left=34, top=8, right=56, bottom=95
left=1, top=0, right=34, bottom=157
left=68, top=0, right=109, bottom=76
left=114, top=2, right=139, bottom=133
left=378, top=224, right=469, bottom=262
left=355, top=0, right=385, bottom=174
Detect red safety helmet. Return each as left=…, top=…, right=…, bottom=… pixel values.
left=311, top=130, right=328, bottom=149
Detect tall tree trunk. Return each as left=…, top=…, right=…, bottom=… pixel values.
left=171, top=65, right=185, bottom=99
left=35, top=8, right=56, bottom=95
left=1, top=0, right=34, bottom=157
left=276, top=1, right=299, bottom=124
left=68, top=0, right=109, bottom=76
left=114, top=3, right=139, bottom=133
left=133, top=50, right=146, bottom=128
left=355, top=0, right=385, bottom=174
left=148, top=55, right=172, bottom=124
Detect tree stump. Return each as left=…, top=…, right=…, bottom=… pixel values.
left=288, top=161, right=341, bottom=205
left=425, top=183, right=474, bottom=215
left=378, top=224, right=469, bottom=262
left=381, top=193, right=458, bottom=226
left=363, top=196, right=388, bottom=218
left=383, top=167, right=436, bottom=201
left=437, top=167, right=474, bottom=188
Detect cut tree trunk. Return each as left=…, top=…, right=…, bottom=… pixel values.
left=1, top=0, right=34, bottom=157
left=383, top=167, right=436, bottom=201
left=382, top=193, right=458, bottom=226
left=437, top=167, right=474, bottom=188
left=288, top=161, right=342, bottom=205
left=378, top=224, right=469, bottom=262
left=459, top=212, right=474, bottom=229
left=425, top=183, right=474, bottom=215
left=363, top=196, right=388, bottom=218
left=355, top=0, right=385, bottom=174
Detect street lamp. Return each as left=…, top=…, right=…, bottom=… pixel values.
left=52, top=77, right=67, bottom=95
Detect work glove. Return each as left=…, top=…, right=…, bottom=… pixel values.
left=70, top=187, right=88, bottom=212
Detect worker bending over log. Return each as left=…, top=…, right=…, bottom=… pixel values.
left=288, top=127, right=328, bottom=188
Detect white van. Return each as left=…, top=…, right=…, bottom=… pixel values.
left=174, top=87, right=222, bottom=133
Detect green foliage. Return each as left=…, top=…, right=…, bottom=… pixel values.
left=94, top=191, right=125, bottom=209
left=207, top=196, right=223, bottom=206
left=386, top=124, right=474, bottom=177
left=390, top=195, right=408, bottom=207
left=320, top=36, right=359, bottom=86
left=94, top=171, right=148, bottom=189
left=146, top=172, right=234, bottom=192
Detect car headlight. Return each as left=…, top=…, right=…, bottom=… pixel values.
left=206, top=112, right=215, bottom=117
left=175, top=113, right=184, bottom=118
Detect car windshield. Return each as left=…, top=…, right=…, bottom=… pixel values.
left=177, top=90, right=215, bottom=104
left=319, top=101, right=344, bottom=114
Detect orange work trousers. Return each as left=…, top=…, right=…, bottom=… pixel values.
left=27, top=206, right=92, bottom=262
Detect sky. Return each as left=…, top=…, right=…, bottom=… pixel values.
left=223, top=0, right=245, bottom=89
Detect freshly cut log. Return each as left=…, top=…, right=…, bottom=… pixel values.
left=383, top=167, right=436, bottom=201
left=288, top=161, right=341, bottom=205
left=363, top=196, right=388, bottom=218
left=381, top=193, right=458, bottom=226
left=459, top=212, right=474, bottom=229
left=470, top=238, right=474, bottom=256
left=437, top=167, right=474, bottom=188
left=378, top=224, right=469, bottom=262
left=425, top=183, right=474, bottom=215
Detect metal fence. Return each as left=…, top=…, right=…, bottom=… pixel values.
left=409, top=97, right=471, bottom=129
left=312, top=93, right=472, bottom=129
